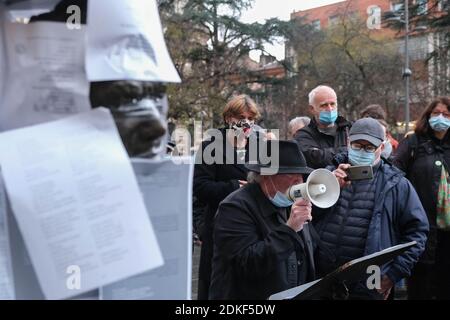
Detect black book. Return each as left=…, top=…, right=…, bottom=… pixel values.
left=269, top=241, right=417, bottom=300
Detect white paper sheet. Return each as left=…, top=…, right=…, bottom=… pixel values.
left=0, top=6, right=6, bottom=110
left=5, top=197, right=45, bottom=300
left=0, top=21, right=91, bottom=132
left=0, top=108, right=164, bottom=300
left=101, top=158, right=193, bottom=300
left=0, top=170, right=15, bottom=300
left=3, top=0, right=59, bottom=19
left=86, top=0, right=181, bottom=83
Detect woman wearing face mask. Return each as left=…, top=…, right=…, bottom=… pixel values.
left=378, top=120, right=394, bottom=161
left=394, top=96, right=450, bottom=300
left=193, top=94, right=269, bottom=299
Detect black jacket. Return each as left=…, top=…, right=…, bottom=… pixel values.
left=193, top=128, right=260, bottom=299
left=294, top=116, right=352, bottom=169
left=209, top=183, right=317, bottom=300
left=394, top=131, right=450, bottom=263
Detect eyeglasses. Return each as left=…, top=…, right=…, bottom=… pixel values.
left=430, top=111, right=450, bottom=118
left=350, top=143, right=378, bottom=153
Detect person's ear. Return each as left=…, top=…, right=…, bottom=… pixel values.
left=379, top=143, right=385, bottom=152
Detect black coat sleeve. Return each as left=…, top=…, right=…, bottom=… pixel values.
left=213, top=200, right=300, bottom=280
left=193, top=143, right=240, bottom=207
left=393, top=136, right=411, bottom=173
left=294, top=130, right=346, bottom=169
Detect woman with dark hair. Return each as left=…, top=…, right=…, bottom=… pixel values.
left=394, top=96, right=450, bottom=299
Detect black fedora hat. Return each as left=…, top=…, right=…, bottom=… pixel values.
left=245, top=140, right=313, bottom=175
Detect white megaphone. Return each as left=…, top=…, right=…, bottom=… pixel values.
left=286, top=169, right=340, bottom=208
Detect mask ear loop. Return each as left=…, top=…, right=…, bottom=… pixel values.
left=262, top=176, right=276, bottom=199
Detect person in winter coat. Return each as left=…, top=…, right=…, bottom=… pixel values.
left=288, top=116, right=310, bottom=139
left=394, top=96, right=450, bottom=299
left=314, top=118, right=429, bottom=300
left=193, top=94, right=270, bottom=299
left=360, top=104, right=399, bottom=154
left=294, top=85, right=352, bottom=169
left=209, top=140, right=317, bottom=300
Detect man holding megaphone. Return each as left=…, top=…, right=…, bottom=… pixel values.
left=208, top=140, right=341, bottom=300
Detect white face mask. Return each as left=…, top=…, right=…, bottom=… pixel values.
left=381, top=140, right=392, bottom=159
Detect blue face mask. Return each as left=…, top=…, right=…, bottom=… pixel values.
left=348, top=148, right=375, bottom=166
left=270, top=192, right=294, bottom=207
left=319, top=109, right=338, bottom=125
left=266, top=177, right=294, bottom=207
left=429, top=115, right=450, bottom=132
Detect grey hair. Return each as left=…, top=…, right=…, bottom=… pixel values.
left=247, top=171, right=261, bottom=184
left=308, top=85, right=336, bottom=105
left=289, top=116, right=310, bottom=132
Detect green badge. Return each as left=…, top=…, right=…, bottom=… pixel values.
left=436, top=160, right=442, bottom=166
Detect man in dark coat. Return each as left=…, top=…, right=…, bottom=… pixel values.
left=294, top=85, right=351, bottom=169
left=209, top=140, right=317, bottom=300
left=314, top=118, right=429, bottom=299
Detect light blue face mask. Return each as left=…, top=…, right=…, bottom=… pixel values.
left=429, top=115, right=450, bottom=132
left=266, top=177, right=294, bottom=207
left=319, top=109, right=338, bottom=125
left=270, top=192, right=294, bottom=207
left=348, top=148, right=375, bottom=166
left=381, top=140, right=392, bottom=159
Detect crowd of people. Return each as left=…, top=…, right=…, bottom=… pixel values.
left=192, top=85, right=450, bottom=300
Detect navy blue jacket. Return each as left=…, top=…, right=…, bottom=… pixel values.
left=314, top=161, right=429, bottom=284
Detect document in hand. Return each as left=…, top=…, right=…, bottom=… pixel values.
left=269, top=241, right=417, bottom=300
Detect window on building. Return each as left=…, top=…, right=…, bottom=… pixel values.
left=328, top=14, right=340, bottom=26
left=397, top=35, right=429, bottom=61
left=391, top=1, right=404, bottom=12
left=346, top=11, right=359, bottom=22
left=311, top=19, right=321, bottom=30
left=416, top=0, right=428, bottom=15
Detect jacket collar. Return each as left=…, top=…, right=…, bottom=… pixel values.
left=375, top=160, right=404, bottom=197
left=310, top=116, right=351, bottom=131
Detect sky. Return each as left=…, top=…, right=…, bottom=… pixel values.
left=241, top=0, right=345, bottom=61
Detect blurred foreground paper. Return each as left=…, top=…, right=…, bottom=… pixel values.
left=86, top=0, right=181, bottom=83
left=0, top=20, right=91, bottom=131
left=0, top=108, right=163, bottom=300
left=1, top=0, right=60, bottom=20
left=0, top=171, right=14, bottom=300
left=0, top=6, right=6, bottom=110
left=101, top=158, right=193, bottom=300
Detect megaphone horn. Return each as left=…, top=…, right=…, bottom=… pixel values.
left=286, top=169, right=340, bottom=208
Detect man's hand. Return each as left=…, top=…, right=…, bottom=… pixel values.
left=287, top=198, right=312, bottom=232
left=333, top=163, right=351, bottom=188
left=377, top=275, right=394, bottom=300
left=264, top=131, right=277, bottom=140
left=239, top=180, right=247, bottom=188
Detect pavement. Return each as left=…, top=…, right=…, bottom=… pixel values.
left=191, top=242, right=201, bottom=300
